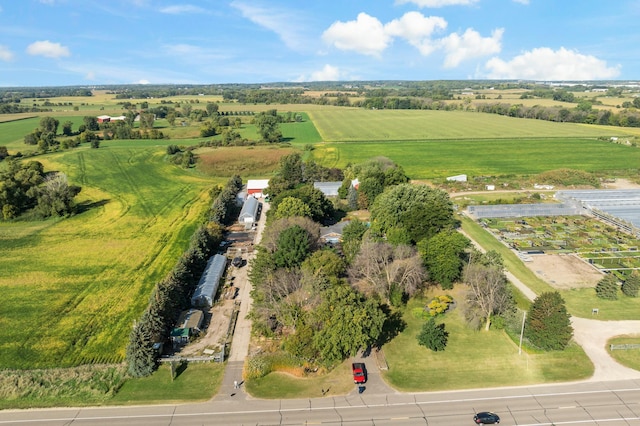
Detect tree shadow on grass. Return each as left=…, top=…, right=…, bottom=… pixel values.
left=375, top=304, right=407, bottom=349
left=76, top=199, right=110, bottom=215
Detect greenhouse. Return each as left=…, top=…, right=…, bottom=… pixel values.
left=191, top=254, right=227, bottom=308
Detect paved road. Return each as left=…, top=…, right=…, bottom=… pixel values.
left=3, top=379, right=640, bottom=425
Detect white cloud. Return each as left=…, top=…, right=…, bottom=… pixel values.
left=26, top=40, right=70, bottom=59
left=85, top=71, right=96, bottom=81
left=439, top=28, right=503, bottom=68
left=384, top=11, right=447, bottom=55
left=296, top=64, right=344, bottom=82
left=136, top=79, right=150, bottom=85
left=0, top=45, right=14, bottom=61
left=231, top=1, right=308, bottom=51
left=322, top=13, right=391, bottom=57
left=395, top=0, right=479, bottom=7
left=159, top=5, right=205, bottom=14
left=484, top=47, right=621, bottom=80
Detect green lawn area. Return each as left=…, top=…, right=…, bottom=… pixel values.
left=382, top=291, right=593, bottom=392
left=607, top=336, right=640, bottom=371
left=245, top=361, right=355, bottom=399
left=109, top=363, right=224, bottom=405
left=0, top=145, right=212, bottom=369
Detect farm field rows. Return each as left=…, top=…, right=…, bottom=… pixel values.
left=0, top=144, right=213, bottom=369
left=307, top=109, right=625, bottom=142
left=312, top=137, right=640, bottom=179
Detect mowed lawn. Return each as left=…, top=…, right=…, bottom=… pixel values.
left=313, top=138, right=640, bottom=179
left=0, top=144, right=213, bottom=369
left=383, top=289, right=593, bottom=392
left=307, top=109, right=624, bottom=142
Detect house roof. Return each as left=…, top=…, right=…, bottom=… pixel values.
left=320, top=220, right=351, bottom=240
left=177, top=309, right=204, bottom=330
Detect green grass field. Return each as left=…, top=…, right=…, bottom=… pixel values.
left=307, top=109, right=625, bottom=142
left=0, top=144, right=213, bottom=369
left=382, top=290, right=593, bottom=391
left=313, top=138, right=640, bottom=179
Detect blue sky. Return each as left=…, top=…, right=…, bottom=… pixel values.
left=0, top=0, right=638, bottom=87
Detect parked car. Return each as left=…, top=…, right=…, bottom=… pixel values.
left=351, top=362, right=367, bottom=384
left=473, top=412, right=500, bottom=424
left=232, top=256, right=243, bottom=267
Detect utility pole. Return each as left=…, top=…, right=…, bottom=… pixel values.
left=519, top=310, right=526, bottom=355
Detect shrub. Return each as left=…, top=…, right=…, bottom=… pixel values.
left=426, top=295, right=454, bottom=317
left=595, top=274, right=619, bottom=300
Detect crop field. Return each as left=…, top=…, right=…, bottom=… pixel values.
left=312, top=137, right=640, bottom=179
left=0, top=144, right=213, bottom=369
left=307, top=109, right=623, bottom=142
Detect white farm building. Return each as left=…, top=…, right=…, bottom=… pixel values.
left=191, top=254, right=227, bottom=308
left=238, top=196, right=259, bottom=224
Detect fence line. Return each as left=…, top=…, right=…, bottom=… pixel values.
left=610, top=344, right=640, bottom=351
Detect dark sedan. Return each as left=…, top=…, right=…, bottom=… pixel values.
left=473, top=412, right=500, bottom=424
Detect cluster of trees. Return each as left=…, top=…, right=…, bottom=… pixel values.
left=0, top=159, right=81, bottom=220
left=595, top=272, right=639, bottom=300
left=126, top=175, right=242, bottom=377
left=338, top=157, right=410, bottom=210
left=166, top=145, right=195, bottom=168
left=266, top=152, right=343, bottom=200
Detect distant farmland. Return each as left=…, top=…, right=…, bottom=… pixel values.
left=307, top=109, right=629, bottom=142
left=312, top=138, right=640, bottom=179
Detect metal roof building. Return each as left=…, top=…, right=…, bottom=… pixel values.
left=191, top=254, right=227, bottom=308
left=313, top=181, right=342, bottom=197
left=238, top=196, right=259, bottom=224
left=556, top=189, right=640, bottom=237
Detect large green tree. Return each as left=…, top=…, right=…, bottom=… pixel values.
left=254, top=109, right=282, bottom=142
left=273, top=225, right=312, bottom=269
left=311, top=285, right=385, bottom=363
left=370, top=183, right=456, bottom=244
left=418, top=229, right=470, bottom=289
left=525, top=291, right=573, bottom=351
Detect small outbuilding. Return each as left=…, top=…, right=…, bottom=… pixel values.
left=191, top=254, right=227, bottom=308
left=320, top=220, right=351, bottom=245
left=238, top=196, right=259, bottom=224
left=170, top=308, right=204, bottom=346
left=247, top=179, right=270, bottom=198
left=446, top=174, right=467, bottom=182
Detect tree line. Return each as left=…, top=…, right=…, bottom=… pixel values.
left=126, top=175, right=242, bottom=377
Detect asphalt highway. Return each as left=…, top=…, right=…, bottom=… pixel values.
left=3, top=379, right=640, bottom=425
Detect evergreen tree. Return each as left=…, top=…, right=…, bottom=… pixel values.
left=622, top=273, right=639, bottom=297
left=595, top=274, right=619, bottom=300
left=417, top=318, right=448, bottom=351
left=525, top=292, right=573, bottom=350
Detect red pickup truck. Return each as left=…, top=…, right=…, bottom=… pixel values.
left=352, top=362, right=367, bottom=384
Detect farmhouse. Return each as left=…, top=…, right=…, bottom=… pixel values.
left=238, top=196, right=259, bottom=224
left=97, top=115, right=111, bottom=124
left=247, top=179, right=269, bottom=198
left=313, top=181, right=342, bottom=197
left=170, top=308, right=204, bottom=346
left=191, top=254, right=227, bottom=308
left=320, top=220, right=351, bottom=245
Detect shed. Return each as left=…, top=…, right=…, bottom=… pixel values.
left=239, top=196, right=259, bottom=224
left=170, top=308, right=204, bottom=346
left=97, top=115, right=111, bottom=123
left=247, top=179, right=270, bottom=198
left=314, top=181, right=342, bottom=197
left=191, top=254, right=227, bottom=308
